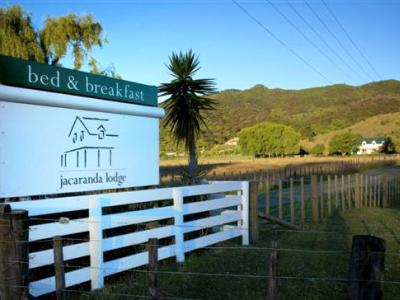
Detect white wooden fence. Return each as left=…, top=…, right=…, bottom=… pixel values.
left=7, top=181, right=249, bottom=297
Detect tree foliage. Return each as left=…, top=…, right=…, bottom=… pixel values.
left=159, top=50, right=216, bottom=183
left=0, top=5, right=105, bottom=72
left=0, top=5, right=44, bottom=62
left=329, top=131, right=362, bottom=155
left=238, top=122, right=301, bottom=157
left=310, top=144, right=325, bottom=155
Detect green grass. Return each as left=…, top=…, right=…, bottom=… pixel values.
left=70, top=207, right=400, bottom=299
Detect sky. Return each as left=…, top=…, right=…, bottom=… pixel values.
left=1, top=0, right=400, bottom=91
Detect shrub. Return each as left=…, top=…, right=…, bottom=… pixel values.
left=238, top=122, right=301, bottom=157
left=310, top=144, right=325, bottom=155
left=329, top=132, right=362, bottom=155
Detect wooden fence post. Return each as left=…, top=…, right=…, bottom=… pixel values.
left=360, top=175, right=364, bottom=207
left=335, top=175, right=338, bottom=209
left=0, top=205, right=29, bottom=300
left=250, top=181, right=259, bottom=244
left=373, top=176, right=377, bottom=207
left=364, top=176, right=369, bottom=207
left=328, top=175, right=332, bottom=216
left=147, top=238, right=161, bottom=300
left=368, top=176, right=372, bottom=207
left=377, top=176, right=382, bottom=207
left=241, top=181, right=250, bottom=246
left=341, top=175, right=346, bottom=210
left=348, top=174, right=352, bottom=209
left=53, top=236, right=66, bottom=300
left=278, top=179, right=283, bottom=220
left=290, top=178, right=294, bottom=224
left=320, top=176, right=324, bottom=219
left=355, top=174, right=360, bottom=209
left=267, top=241, right=279, bottom=300
left=382, top=177, right=389, bottom=208
left=311, top=175, right=319, bottom=223
left=300, top=177, right=305, bottom=225
left=348, top=235, right=385, bottom=300
left=265, top=179, right=270, bottom=217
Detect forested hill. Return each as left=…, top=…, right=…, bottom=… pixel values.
left=161, top=80, right=400, bottom=152
left=203, top=80, right=400, bottom=144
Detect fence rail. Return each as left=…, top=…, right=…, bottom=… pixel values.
left=5, top=181, right=249, bottom=297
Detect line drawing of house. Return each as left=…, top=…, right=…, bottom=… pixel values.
left=61, top=116, right=119, bottom=169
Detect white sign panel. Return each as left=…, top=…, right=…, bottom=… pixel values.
left=0, top=98, right=161, bottom=198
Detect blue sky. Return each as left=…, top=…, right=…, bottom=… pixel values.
left=1, top=0, right=399, bottom=90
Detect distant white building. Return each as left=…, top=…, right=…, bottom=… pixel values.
left=357, top=137, right=387, bottom=155
left=225, top=137, right=239, bottom=146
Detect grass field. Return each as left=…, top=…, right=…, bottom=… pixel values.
left=160, top=155, right=398, bottom=179
left=70, top=207, right=400, bottom=300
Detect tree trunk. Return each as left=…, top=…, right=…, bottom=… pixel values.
left=188, top=139, right=198, bottom=184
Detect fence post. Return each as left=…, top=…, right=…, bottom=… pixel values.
left=249, top=181, right=259, bottom=244
left=341, top=175, right=346, bottom=210
left=377, top=176, right=382, bottom=207
left=382, top=177, right=389, bottom=208
left=311, top=175, right=319, bottom=223
left=368, top=176, right=373, bottom=207
left=0, top=205, right=29, bottom=299
left=241, top=181, right=250, bottom=246
left=267, top=241, right=279, bottom=300
left=53, top=236, right=66, bottom=300
left=335, top=175, right=339, bottom=209
left=89, top=196, right=104, bottom=290
left=365, top=176, right=369, bottom=207
left=265, top=179, right=270, bottom=217
left=300, top=177, right=305, bottom=225
left=355, top=174, right=360, bottom=209
left=290, top=178, right=294, bottom=223
left=147, top=238, right=161, bottom=299
left=348, top=235, right=385, bottom=300
left=348, top=174, right=352, bottom=209
left=173, top=188, right=185, bottom=262
left=328, top=175, right=332, bottom=215
left=278, top=179, right=283, bottom=220
left=373, top=176, right=377, bottom=207
left=319, top=176, right=324, bottom=219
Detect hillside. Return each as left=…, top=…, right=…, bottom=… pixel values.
left=301, top=112, right=400, bottom=152
left=161, top=80, right=400, bottom=153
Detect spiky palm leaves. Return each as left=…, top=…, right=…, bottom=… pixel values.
left=159, top=50, right=216, bottom=184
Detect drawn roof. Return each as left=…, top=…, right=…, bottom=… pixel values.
left=68, top=116, right=118, bottom=138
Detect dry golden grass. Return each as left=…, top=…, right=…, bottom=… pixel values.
left=160, top=155, right=395, bottom=177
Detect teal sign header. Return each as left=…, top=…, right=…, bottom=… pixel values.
left=0, top=55, right=158, bottom=106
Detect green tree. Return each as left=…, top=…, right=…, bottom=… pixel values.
left=0, top=5, right=105, bottom=72
left=329, top=132, right=362, bottom=155
left=238, top=122, right=301, bottom=157
left=0, top=5, right=44, bottom=62
left=301, top=125, right=316, bottom=141
left=159, top=50, right=216, bottom=184
left=310, top=144, right=325, bottom=156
